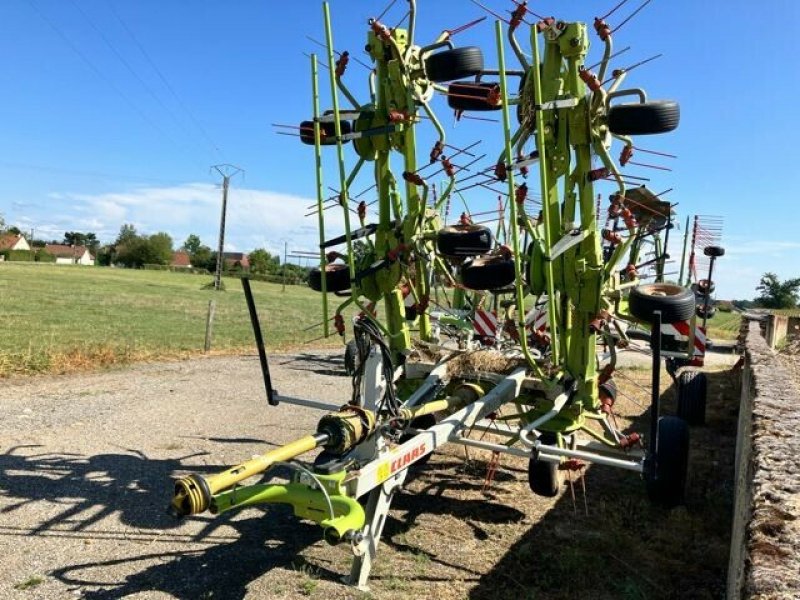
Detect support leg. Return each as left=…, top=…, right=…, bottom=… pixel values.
left=347, top=471, right=407, bottom=590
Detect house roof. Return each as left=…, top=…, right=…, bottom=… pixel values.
left=0, top=233, right=25, bottom=251
left=45, top=244, right=92, bottom=258
left=171, top=251, right=191, bottom=267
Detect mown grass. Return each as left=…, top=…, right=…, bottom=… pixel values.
left=0, top=263, right=347, bottom=376
left=705, top=310, right=741, bottom=340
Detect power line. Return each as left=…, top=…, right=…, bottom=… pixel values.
left=108, top=1, right=225, bottom=161
left=24, top=0, right=205, bottom=172
left=67, top=0, right=215, bottom=165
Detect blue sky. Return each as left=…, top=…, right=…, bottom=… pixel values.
left=0, top=0, right=798, bottom=298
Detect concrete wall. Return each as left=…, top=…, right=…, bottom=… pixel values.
left=727, top=320, right=800, bottom=598
left=764, top=314, right=788, bottom=349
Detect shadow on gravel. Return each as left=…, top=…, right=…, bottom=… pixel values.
left=276, top=352, right=347, bottom=377
left=467, top=368, right=739, bottom=600
left=51, top=509, right=330, bottom=599
left=0, top=445, right=223, bottom=532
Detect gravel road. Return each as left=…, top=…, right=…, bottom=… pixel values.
left=0, top=349, right=739, bottom=599
left=0, top=352, right=356, bottom=599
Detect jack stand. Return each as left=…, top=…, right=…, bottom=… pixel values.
left=644, top=310, right=662, bottom=479
left=347, top=470, right=408, bottom=590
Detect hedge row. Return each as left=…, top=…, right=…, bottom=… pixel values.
left=142, top=264, right=210, bottom=275
left=0, top=250, right=56, bottom=263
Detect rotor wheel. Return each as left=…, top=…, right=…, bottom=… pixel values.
left=308, top=264, right=351, bottom=293
left=447, top=81, right=502, bottom=111
left=424, top=47, right=484, bottom=83
left=607, top=100, right=680, bottom=136
left=461, top=256, right=516, bottom=291
left=299, top=118, right=353, bottom=146
left=436, top=224, right=493, bottom=258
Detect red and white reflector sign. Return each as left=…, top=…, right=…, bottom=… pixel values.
left=472, top=309, right=498, bottom=338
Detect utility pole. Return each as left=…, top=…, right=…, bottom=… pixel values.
left=211, top=164, right=243, bottom=291
left=282, top=240, right=288, bottom=292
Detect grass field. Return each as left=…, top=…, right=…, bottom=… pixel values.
left=705, top=310, right=741, bottom=341
left=0, top=263, right=743, bottom=376
left=0, top=263, right=346, bottom=376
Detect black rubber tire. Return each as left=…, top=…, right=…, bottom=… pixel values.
left=528, top=433, right=561, bottom=497
left=645, top=416, right=689, bottom=508
left=425, top=47, right=484, bottom=83
left=436, top=225, right=493, bottom=258
left=629, top=283, right=695, bottom=324
left=677, top=371, right=707, bottom=426
left=344, top=340, right=359, bottom=376
left=704, top=245, right=725, bottom=258
left=607, top=100, right=680, bottom=136
left=461, top=256, right=516, bottom=291
left=691, top=279, right=715, bottom=296
left=299, top=118, right=352, bottom=145
left=447, top=81, right=501, bottom=111
left=696, top=304, right=716, bottom=319
left=308, top=264, right=351, bottom=292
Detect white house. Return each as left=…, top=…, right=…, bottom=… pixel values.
left=45, top=244, right=95, bottom=266
left=0, top=233, right=31, bottom=258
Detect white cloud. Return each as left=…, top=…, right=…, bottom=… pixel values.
left=31, top=182, right=346, bottom=259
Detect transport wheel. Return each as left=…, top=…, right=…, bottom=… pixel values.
left=424, top=47, right=484, bottom=82
left=645, top=416, right=689, bottom=508
left=344, top=340, right=359, bottom=376
left=704, top=245, right=725, bottom=258
left=528, top=433, right=561, bottom=497
left=299, top=117, right=353, bottom=145
left=446, top=81, right=501, bottom=111
left=607, top=100, right=680, bottom=135
left=436, top=224, right=493, bottom=258
left=628, top=283, right=695, bottom=324
left=308, top=264, right=351, bottom=293
left=677, top=370, right=707, bottom=426
left=461, top=256, right=516, bottom=291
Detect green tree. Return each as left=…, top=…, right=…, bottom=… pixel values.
left=182, top=234, right=203, bottom=255
left=755, top=272, right=800, bottom=309
left=114, top=231, right=172, bottom=268
left=249, top=248, right=278, bottom=275
left=64, top=231, right=86, bottom=246
left=115, top=224, right=138, bottom=246
left=190, top=245, right=213, bottom=269
left=144, top=232, right=174, bottom=265
left=7, top=225, right=21, bottom=235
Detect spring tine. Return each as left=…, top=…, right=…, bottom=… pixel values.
left=447, top=15, right=487, bottom=36
left=633, top=146, right=677, bottom=159
left=467, top=0, right=510, bottom=25
left=375, top=0, right=398, bottom=22
left=599, top=0, right=632, bottom=21
left=627, top=160, right=672, bottom=172
left=586, top=45, right=630, bottom=71
left=611, top=0, right=654, bottom=34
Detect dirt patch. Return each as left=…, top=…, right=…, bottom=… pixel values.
left=0, top=354, right=737, bottom=599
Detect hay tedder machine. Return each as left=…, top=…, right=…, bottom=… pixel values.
left=169, top=1, right=716, bottom=589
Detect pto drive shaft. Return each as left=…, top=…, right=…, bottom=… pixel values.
left=169, top=405, right=375, bottom=518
